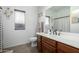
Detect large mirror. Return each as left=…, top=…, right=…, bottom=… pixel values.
left=70, top=6, right=79, bottom=33
left=45, top=6, right=79, bottom=33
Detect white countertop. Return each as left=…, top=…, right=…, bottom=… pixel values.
left=37, top=32, right=79, bottom=48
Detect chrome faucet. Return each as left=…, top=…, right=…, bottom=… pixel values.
left=53, top=29, right=57, bottom=35
left=53, top=29, right=62, bottom=36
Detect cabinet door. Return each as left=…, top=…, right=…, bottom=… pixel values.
left=57, top=49, right=65, bottom=53
left=42, top=36, right=56, bottom=47
left=57, top=42, right=79, bottom=53
left=42, top=45, right=54, bottom=53
left=37, top=35, right=42, bottom=52
left=42, top=41, right=56, bottom=53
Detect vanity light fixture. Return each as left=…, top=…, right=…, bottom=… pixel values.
left=4, top=8, right=13, bottom=17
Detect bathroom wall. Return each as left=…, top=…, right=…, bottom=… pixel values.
left=2, top=6, right=38, bottom=48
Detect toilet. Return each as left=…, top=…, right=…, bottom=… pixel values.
left=30, top=37, right=37, bottom=47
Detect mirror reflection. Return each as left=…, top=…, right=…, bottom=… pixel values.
left=44, top=6, right=79, bottom=33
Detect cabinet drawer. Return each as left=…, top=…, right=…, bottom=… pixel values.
left=42, top=37, right=56, bottom=47
left=57, top=42, right=79, bottom=53
left=42, top=41, right=56, bottom=53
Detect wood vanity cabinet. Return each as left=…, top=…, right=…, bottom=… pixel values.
left=37, top=35, right=42, bottom=52
left=57, top=42, right=79, bottom=53
left=42, top=36, right=56, bottom=53
left=37, top=35, right=79, bottom=53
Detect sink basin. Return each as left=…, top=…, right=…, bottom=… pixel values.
left=49, top=34, right=74, bottom=40
left=43, top=33, right=79, bottom=42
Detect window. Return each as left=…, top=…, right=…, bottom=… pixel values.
left=14, top=9, right=25, bottom=30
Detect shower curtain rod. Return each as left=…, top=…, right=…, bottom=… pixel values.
left=54, top=15, right=70, bottom=20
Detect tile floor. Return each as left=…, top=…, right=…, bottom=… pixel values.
left=5, top=43, right=38, bottom=53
